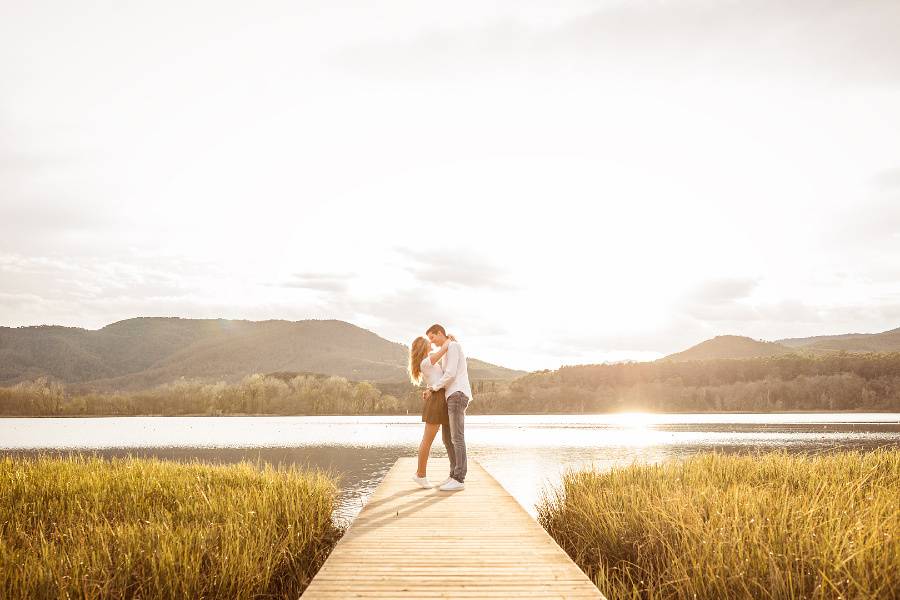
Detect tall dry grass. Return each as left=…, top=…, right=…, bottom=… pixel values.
left=538, top=449, right=899, bottom=600
left=0, top=454, right=341, bottom=598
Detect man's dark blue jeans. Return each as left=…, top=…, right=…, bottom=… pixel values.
left=443, top=391, right=469, bottom=482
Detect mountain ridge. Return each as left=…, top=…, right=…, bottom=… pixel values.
left=776, top=327, right=900, bottom=353
left=664, top=326, right=900, bottom=362
left=0, top=317, right=524, bottom=390
left=662, top=335, right=796, bottom=362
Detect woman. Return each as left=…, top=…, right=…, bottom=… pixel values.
left=408, top=334, right=455, bottom=488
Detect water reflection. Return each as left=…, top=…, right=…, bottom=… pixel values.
left=2, top=414, right=898, bottom=521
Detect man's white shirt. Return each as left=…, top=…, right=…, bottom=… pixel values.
left=431, top=341, right=473, bottom=400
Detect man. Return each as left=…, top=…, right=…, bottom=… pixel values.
left=423, top=323, right=472, bottom=491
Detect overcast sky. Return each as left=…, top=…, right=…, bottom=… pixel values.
left=2, top=0, right=900, bottom=371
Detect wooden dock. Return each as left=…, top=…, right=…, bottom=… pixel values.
left=303, top=457, right=606, bottom=599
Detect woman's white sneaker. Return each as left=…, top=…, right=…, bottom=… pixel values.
left=439, top=479, right=465, bottom=491
left=411, top=475, right=433, bottom=489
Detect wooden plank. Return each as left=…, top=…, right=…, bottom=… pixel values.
left=303, top=457, right=606, bottom=599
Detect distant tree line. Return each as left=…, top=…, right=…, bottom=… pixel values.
left=0, top=375, right=405, bottom=417
left=1, top=352, right=898, bottom=416
left=474, top=353, right=900, bottom=413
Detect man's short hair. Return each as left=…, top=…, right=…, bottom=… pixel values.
left=426, top=324, right=446, bottom=336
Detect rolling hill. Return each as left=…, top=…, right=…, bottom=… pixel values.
left=663, top=335, right=797, bottom=362
left=777, top=327, right=900, bottom=353
left=664, top=326, right=900, bottom=362
left=0, top=317, right=524, bottom=390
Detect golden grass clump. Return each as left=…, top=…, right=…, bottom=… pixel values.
left=0, top=454, right=342, bottom=599
left=538, top=449, right=900, bottom=600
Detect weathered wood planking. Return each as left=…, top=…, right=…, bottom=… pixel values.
left=303, top=457, right=606, bottom=599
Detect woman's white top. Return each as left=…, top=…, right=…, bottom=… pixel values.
left=420, top=356, right=444, bottom=389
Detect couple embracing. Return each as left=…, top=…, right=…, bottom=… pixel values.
left=407, top=324, right=472, bottom=492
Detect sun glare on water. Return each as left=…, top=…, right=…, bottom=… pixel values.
left=611, top=412, right=655, bottom=429
left=604, top=412, right=663, bottom=446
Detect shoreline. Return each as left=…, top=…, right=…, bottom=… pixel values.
left=4, top=409, right=899, bottom=419
left=539, top=449, right=900, bottom=599
left=1, top=454, right=342, bottom=597
left=5, top=450, right=897, bottom=599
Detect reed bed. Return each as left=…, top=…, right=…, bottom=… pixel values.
left=0, top=454, right=341, bottom=599
left=538, top=449, right=900, bottom=600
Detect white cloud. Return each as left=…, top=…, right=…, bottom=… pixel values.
left=332, top=0, right=900, bottom=86
left=276, top=272, right=354, bottom=293
left=1, top=1, right=900, bottom=371
left=395, top=247, right=517, bottom=290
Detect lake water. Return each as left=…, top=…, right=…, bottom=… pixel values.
left=3, top=413, right=899, bottom=523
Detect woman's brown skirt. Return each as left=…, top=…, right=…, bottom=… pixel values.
left=422, top=388, right=449, bottom=425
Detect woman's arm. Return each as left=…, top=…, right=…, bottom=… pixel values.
left=430, top=341, right=460, bottom=391
left=427, top=335, right=457, bottom=365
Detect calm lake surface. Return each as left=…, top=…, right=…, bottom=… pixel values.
left=3, top=413, right=899, bottom=522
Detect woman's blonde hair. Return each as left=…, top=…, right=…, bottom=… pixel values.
left=408, top=336, right=430, bottom=385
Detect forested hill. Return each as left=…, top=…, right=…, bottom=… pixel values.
left=664, top=327, right=900, bottom=362
left=474, top=353, right=900, bottom=413
left=0, top=317, right=523, bottom=390
left=663, top=335, right=795, bottom=361
left=777, top=327, right=900, bottom=353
